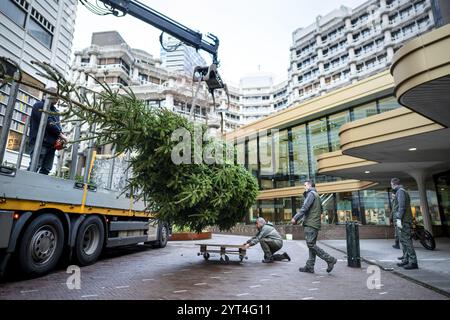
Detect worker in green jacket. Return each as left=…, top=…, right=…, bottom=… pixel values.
left=291, top=180, right=337, bottom=273
left=244, top=217, right=291, bottom=263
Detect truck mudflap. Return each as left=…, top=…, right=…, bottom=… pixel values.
left=0, top=211, right=14, bottom=249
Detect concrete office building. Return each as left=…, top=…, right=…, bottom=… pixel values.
left=160, top=36, right=208, bottom=77
left=287, top=0, right=436, bottom=106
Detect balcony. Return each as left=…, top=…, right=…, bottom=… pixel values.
left=325, top=60, right=350, bottom=73
left=97, top=64, right=130, bottom=75
left=326, top=45, right=347, bottom=58
left=357, top=59, right=389, bottom=75
left=386, top=0, right=411, bottom=10
left=391, top=20, right=432, bottom=42
left=355, top=43, right=384, bottom=60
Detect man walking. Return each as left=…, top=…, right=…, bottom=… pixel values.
left=244, top=217, right=291, bottom=263
left=391, top=178, right=418, bottom=270
left=291, top=180, right=337, bottom=273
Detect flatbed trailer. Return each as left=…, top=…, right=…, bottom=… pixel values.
left=0, top=169, right=169, bottom=277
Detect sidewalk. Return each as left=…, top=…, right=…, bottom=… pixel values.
left=320, top=238, right=450, bottom=296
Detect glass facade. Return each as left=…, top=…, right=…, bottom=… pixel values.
left=291, top=124, right=309, bottom=186
left=308, top=117, right=330, bottom=183
left=274, top=130, right=290, bottom=188
left=359, top=189, right=390, bottom=225
left=242, top=95, right=401, bottom=190
left=352, top=101, right=378, bottom=120
left=238, top=96, right=449, bottom=232
left=435, top=171, right=450, bottom=234
left=328, top=110, right=351, bottom=152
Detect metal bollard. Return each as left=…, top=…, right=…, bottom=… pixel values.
left=346, top=221, right=361, bottom=268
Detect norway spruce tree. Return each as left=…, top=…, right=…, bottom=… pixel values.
left=28, top=61, right=259, bottom=232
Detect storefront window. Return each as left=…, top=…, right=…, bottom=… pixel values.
left=359, top=189, right=390, bottom=225
left=335, top=192, right=365, bottom=224
left=435, top=171, right=450, bottom=229
left=408, top=186, right=442, bottom=226
left=259, top=133, right=274, bottom=190
left=274, top=130, right=290, bottom=188
left=274, top=198, right=293, bottom=223
left=378, top=96, right=400, bottom=113
left=321, top=193, right=335, bottom=225
left=291, top=124, right=309, bottom=186
left=353, top=102, right=378, bottom=121
left=426, top=180, right=442, bottom=226
left=308, top=118, right=329, bottom=183
left=248, top=137, right=258, bottom=182
left=260, top=199, right=275, bottom=223
left=328, top=111, right=351, bottom=151
left=249, top=201, right=260, bottom=223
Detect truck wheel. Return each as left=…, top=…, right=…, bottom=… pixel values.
left=74, top=216, right=105, bottom=266
left=18, top=214, right=65, bottom=276
left=153, top=223, right=169, bottom=248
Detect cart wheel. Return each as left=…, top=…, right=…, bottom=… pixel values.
left=203, top=252, right=210, bottom=260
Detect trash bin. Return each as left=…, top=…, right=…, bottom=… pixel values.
left=346, top=221, right=361, bottom=268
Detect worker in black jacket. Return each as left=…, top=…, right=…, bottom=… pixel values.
left=28, top=88, right=67, bottom=174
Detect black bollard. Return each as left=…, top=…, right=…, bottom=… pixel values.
left=346, top=221, right=361, bottom=268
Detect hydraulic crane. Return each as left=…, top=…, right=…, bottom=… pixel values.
left=82, top=0, right=226, bottom=94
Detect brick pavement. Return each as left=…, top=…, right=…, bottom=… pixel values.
left=0, top=234, right=447, bottom=300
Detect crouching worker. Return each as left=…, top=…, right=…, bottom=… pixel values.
left=243, top=217, right=291, bottom=263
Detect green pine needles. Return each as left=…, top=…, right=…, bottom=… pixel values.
left=32, top=61, right=259, bottom=232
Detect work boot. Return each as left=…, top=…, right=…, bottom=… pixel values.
left=283, top=252, right=291, bottom=262
left=392, top=243, right=400, bottom=249
left=262, top=258, right=274, bottom=263
left=397, top=260, right=409, bottom=267
left=299, top=266, right=314, bottom=273
left=397, top=256, right=404, bottom=260
left=403, top=263, right=418, bottom=270
left=327, top=258, right=338, bottom=273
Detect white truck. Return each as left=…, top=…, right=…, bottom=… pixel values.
left=0, top=167, right=169, bottom=276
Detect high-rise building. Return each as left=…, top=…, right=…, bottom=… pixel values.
left=0, top=0, right=78, bottom=167
left=160, top=36, right=208, bottom=76
left=287, top=0, right=435, bottom=106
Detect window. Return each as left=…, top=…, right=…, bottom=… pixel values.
left=353, top=102, right=377, bottom=120
left=291, top=124, right=309, bottom=186
left=308, top=118, right=329, bottom=182
left=27, top=17, right=53, bottom=48
left=359, top=189, right=390, bottom=225
left=328, top=111, right=351, bottom=151
left=0, top=0, right=28, bottom=27
left=259, top=132, right=274, bottom=190
left=273, top=130, right=290, bottom=188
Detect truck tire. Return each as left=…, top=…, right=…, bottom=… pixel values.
left=74, top=216, right=105, bottom=266
left=18, top=214, right=65, bottom=276
left=153, top=223, right=169, bottom=248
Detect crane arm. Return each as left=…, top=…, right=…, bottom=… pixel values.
left=95, top=0, right=220, bottom=65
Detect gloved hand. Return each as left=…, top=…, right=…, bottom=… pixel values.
left=396, top=219, right=402, bottom=229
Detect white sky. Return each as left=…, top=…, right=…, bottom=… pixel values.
left=72, top=0, right=367, bottom=85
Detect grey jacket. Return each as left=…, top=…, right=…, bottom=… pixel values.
left=293, top=188, right=322, bottom=230
left=246, top=222, right=283, bottom=246
left=392, top=185, right=413, bottom=223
